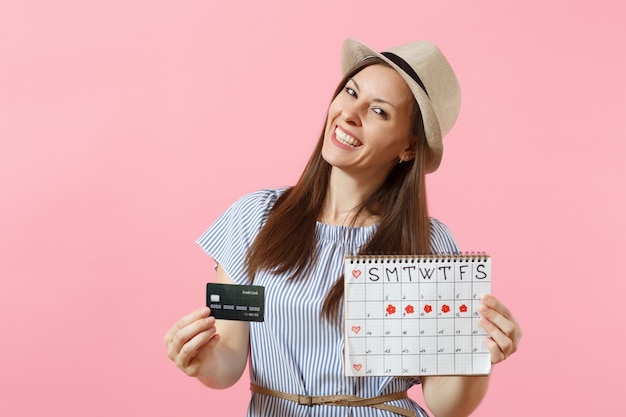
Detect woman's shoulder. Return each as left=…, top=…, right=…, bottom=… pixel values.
left=428, top=217, right=460, bottom=254
left=196, top=187, right=290, bottom=257
left=428, top=217, right=452, bottom=234
left=231, top=187, right=289, bottom=212
left=219, top=187, right=290, bottom=226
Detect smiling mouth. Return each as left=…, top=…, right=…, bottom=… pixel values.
left=335, top=127, right=362, bottom=147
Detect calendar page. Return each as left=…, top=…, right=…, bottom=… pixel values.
left=344, top=254, right=492, bottom=376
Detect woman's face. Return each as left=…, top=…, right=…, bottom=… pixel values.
left=322, top=64, right=415, bottom=181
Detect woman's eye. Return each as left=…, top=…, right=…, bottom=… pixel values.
left=373, top=108, right=389, bottom=119
left=345, top=87, right=356, bottom=97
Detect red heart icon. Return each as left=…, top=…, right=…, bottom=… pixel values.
left=352, top=270, right=361, bottom=279
left=351, top=326, right=361, bottom=334
left=353, top=364, right=363, bottom=371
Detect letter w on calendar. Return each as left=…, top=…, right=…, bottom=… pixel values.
left=343, top=254, right=492, bottom=376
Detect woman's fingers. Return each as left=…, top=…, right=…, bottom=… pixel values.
left=163, top=307, right=223, bottom=377
left=164, top=307, right=214, bottom=360
left=478, top=294, right=522, bottom=364
left=175, top=327, right=218, bottom=371
left=164, top=307, right=211, bottom=344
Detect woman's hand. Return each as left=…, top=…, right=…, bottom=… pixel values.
left=478, top=294, right=522, bottom=364
left=164, top=307, right=221, bottom=378
left=164, top=265, right=250, bottom=389
left=421, top=295, right=521, bottom=417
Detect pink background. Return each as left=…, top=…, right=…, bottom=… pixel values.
left=1, top=1, right=624, bottom=415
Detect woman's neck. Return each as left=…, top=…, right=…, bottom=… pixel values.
left=319, top=169, right=382, bottom=227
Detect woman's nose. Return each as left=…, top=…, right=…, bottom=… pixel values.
left=341, top=102, right=362, bottom=126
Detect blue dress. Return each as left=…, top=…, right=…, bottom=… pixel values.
left=197, top=188, right=460, bottom=417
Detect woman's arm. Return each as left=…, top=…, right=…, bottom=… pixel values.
left=164, top=265, right=250, bottom=389
left=421, top=375, right=490, bottom=417
left=421, top=294, right=522, bottom=417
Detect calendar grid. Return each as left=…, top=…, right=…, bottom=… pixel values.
left=344, top=255, right=492, bottom=376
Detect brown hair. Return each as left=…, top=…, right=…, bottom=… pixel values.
left=245, top=58, right=431, bottom=322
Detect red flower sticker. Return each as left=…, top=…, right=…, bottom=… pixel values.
left=441, top=304, right=451, bottom=314
left=386, top=304, right=396, bottom=315
left=405, top=304, right=415, bottom=314
left=423, top=304, right=432, bottom=314
left=459, top=304, right=468, bottom=313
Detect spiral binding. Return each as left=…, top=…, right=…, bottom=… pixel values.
left=345, top=252, right=490, bottom=264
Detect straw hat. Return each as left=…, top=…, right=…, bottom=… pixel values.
left=341, top=38, right=461, bottom=173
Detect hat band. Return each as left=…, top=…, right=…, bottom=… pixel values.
left=381, top=52, right=429, bottom=98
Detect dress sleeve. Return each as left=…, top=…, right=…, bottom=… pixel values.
left=196, top=188, right=283, bottom=285
left=428, top=217, right=461, bottom=255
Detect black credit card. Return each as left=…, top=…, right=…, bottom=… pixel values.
left=206, top=283, right=265, bottom=322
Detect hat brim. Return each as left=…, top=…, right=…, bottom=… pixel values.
left=341, top=38, right=443, bottom=173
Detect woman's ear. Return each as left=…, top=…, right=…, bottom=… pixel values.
left=399, top=150, right=416, bottom=162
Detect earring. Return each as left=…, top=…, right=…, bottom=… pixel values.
left=398, top=156, right=404, bottom=164
left=401, top=152, right=415, bottom=163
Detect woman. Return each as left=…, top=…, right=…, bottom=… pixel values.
left=164, top=38, right=522, bottom=417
